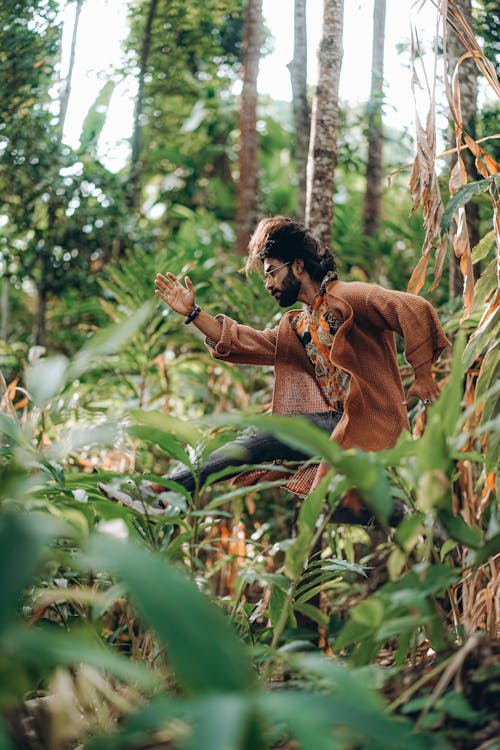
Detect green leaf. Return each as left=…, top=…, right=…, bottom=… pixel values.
left=2, top=627, right=157, bottom=690
left=414, top=333, right=466, bottom=475
left=79, top=80, right=115, bottom=151
left=209, top=414, right=340, bottom=465
left=129, top=410, right=202, bottom=449
left=337, top=452, right=392, bottom=520
left=440, top=175, right=500, bottom=235
left=471, top=230, right=495, bottom=263
left=85, top=535, right=254, bottom=694
left=284, top=473, right=331, bottom=580
left=350, top=598, right=385, bottom=629
left=439, top=691, right=479, bottom=722
left=269, top=584, right=288, bottom=629
left=25, top=354, right=68, bottom=407
left=473, top=532, right=500, bottom=566
left=0, top=513, right=63, bottom=634
left=377, top=614, right=431, bottom=641
left=438, top=510, right=483, bottom=549
left=0, top=720, right=15, bottom=750
left=127, top=425, right=193, bottom=468
left=186, top=694, right=252, bottom=750
left=293, top=602, right=329, bottom=628
left=259, top=688, right=440, bottom=750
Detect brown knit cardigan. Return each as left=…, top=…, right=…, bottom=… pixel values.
left=206, top=280, right=450, bottom=494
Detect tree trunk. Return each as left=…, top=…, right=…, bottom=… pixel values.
left=362, top=0, right=386, bottom=238
left=127, top=0, right=159, bottom=212
left=447, top=0, right=480, bottom=299
left=235, top=0, right=263, bottom=256
left=287, top=0, right=310, bottom=223
left=33, top=250, right=50, bottom=347
left=305, top=0, right=344, bottom=250
left=1, top=277, right=8, bottom=341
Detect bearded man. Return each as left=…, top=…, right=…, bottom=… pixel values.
left=100, top=216, right=449, bottom=523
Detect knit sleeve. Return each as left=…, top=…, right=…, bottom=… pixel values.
left=205, top=314, right=278, bottom=365
left=361, top=285, right=450, bottom=371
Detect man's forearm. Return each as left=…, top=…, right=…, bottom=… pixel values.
left=190, top=309, right=223, bottom=342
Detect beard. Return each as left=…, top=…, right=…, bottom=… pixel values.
left=275, top=267, right=301, bottom=307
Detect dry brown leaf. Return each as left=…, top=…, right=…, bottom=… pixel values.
left=429, top=236, right=449, bottom=291
left=483, top=151, right=500, bottom=175
left=407, top=252, right=432, bottom=295
left=453, top=207, right=469, bottom=258
left=449, top=156, right=467, bottom=194
left=474, top=287, right=500, bottom=337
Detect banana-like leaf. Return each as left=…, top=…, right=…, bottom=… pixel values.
left=79, top=80, right=115, bottom=152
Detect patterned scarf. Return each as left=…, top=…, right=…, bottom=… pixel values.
left=291, top=272, right=349, bottom=411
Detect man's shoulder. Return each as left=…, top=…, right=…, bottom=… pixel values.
left=326, top=280, right=375, bottom=302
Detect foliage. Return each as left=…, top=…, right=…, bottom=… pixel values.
left=1, top=261, right=499, bottom=746
left=123, top=0, right=243, bottom=220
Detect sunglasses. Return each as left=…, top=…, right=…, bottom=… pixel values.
left=263, top=261, right=291, bottom=284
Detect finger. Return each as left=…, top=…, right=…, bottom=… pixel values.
left=185, top=276, right=194, bottom=290
left=155, top=289, right=169, bottom=303
left=167, top=272, right=182, bottom=286
left=155, top=275, right=173, bottom=291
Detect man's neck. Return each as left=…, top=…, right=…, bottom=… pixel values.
left=297, top=277, right=322, bottom=306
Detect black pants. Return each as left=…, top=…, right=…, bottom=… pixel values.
left=168, top=411, right=341, bottom=494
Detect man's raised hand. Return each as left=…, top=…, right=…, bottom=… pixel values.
left=155, top=273, right=196, bottom=316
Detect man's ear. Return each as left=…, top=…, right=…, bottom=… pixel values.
left=293, top=258, right=305, bottom=274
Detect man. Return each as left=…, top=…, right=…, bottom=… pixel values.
left=100, top=216, right=449, bottom=522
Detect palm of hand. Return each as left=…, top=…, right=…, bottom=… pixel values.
left=155, top=273, right=195, bottom=315
left=169, top=285, right=193, bottom=314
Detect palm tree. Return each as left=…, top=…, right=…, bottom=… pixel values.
left=305, top=0, right=344, bottom=249
left=235, top=0, right=263, bottom=255
left=288, top=0, right=310, bottom=222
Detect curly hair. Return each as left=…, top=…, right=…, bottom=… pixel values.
left=245, top=216, right=338, bottom=282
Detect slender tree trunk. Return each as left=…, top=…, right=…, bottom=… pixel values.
left=127, top=0, right=159, bottom=211
left=33, top=251, right=50, bottom=347
left=235, top=0, right=263, bottom=256
left=287, top=0, right=310, bottom=223
left=447, top=0, right=480, bottom=299
left=305, top=0, right=344, bottom=249
left=1, top=277, right=8, bottom=341
left=362, top=0, right=386, bottom=237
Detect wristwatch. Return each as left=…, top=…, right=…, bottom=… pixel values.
left=184, top=305, right=202, bottom=324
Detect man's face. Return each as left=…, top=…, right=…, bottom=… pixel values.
left=263, top=257, right=301, bottom=307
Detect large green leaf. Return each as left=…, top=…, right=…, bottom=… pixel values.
left=129, top=410, right=202, bottom=449
left=85, top=535, right=254, bottom=694
left=208, top=413, right=341, bottom=464
left=440, top=175, right=500, bottom=235
left=79, top=80, right=115, bottom=152
left=25, top=354, right=68, bottom=407
left=127, top=425, right=193, bottom=468
left=285, top=473, right=332, bottom=580
left=1, top=627, right=157, bottom=690
left=438, top=510, right=483, bottom=549
left=258, top=689, right=445, bottom=750
left=0, top=513, right=63, bottom=634
left=414, top=333, right=466, bottom=477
